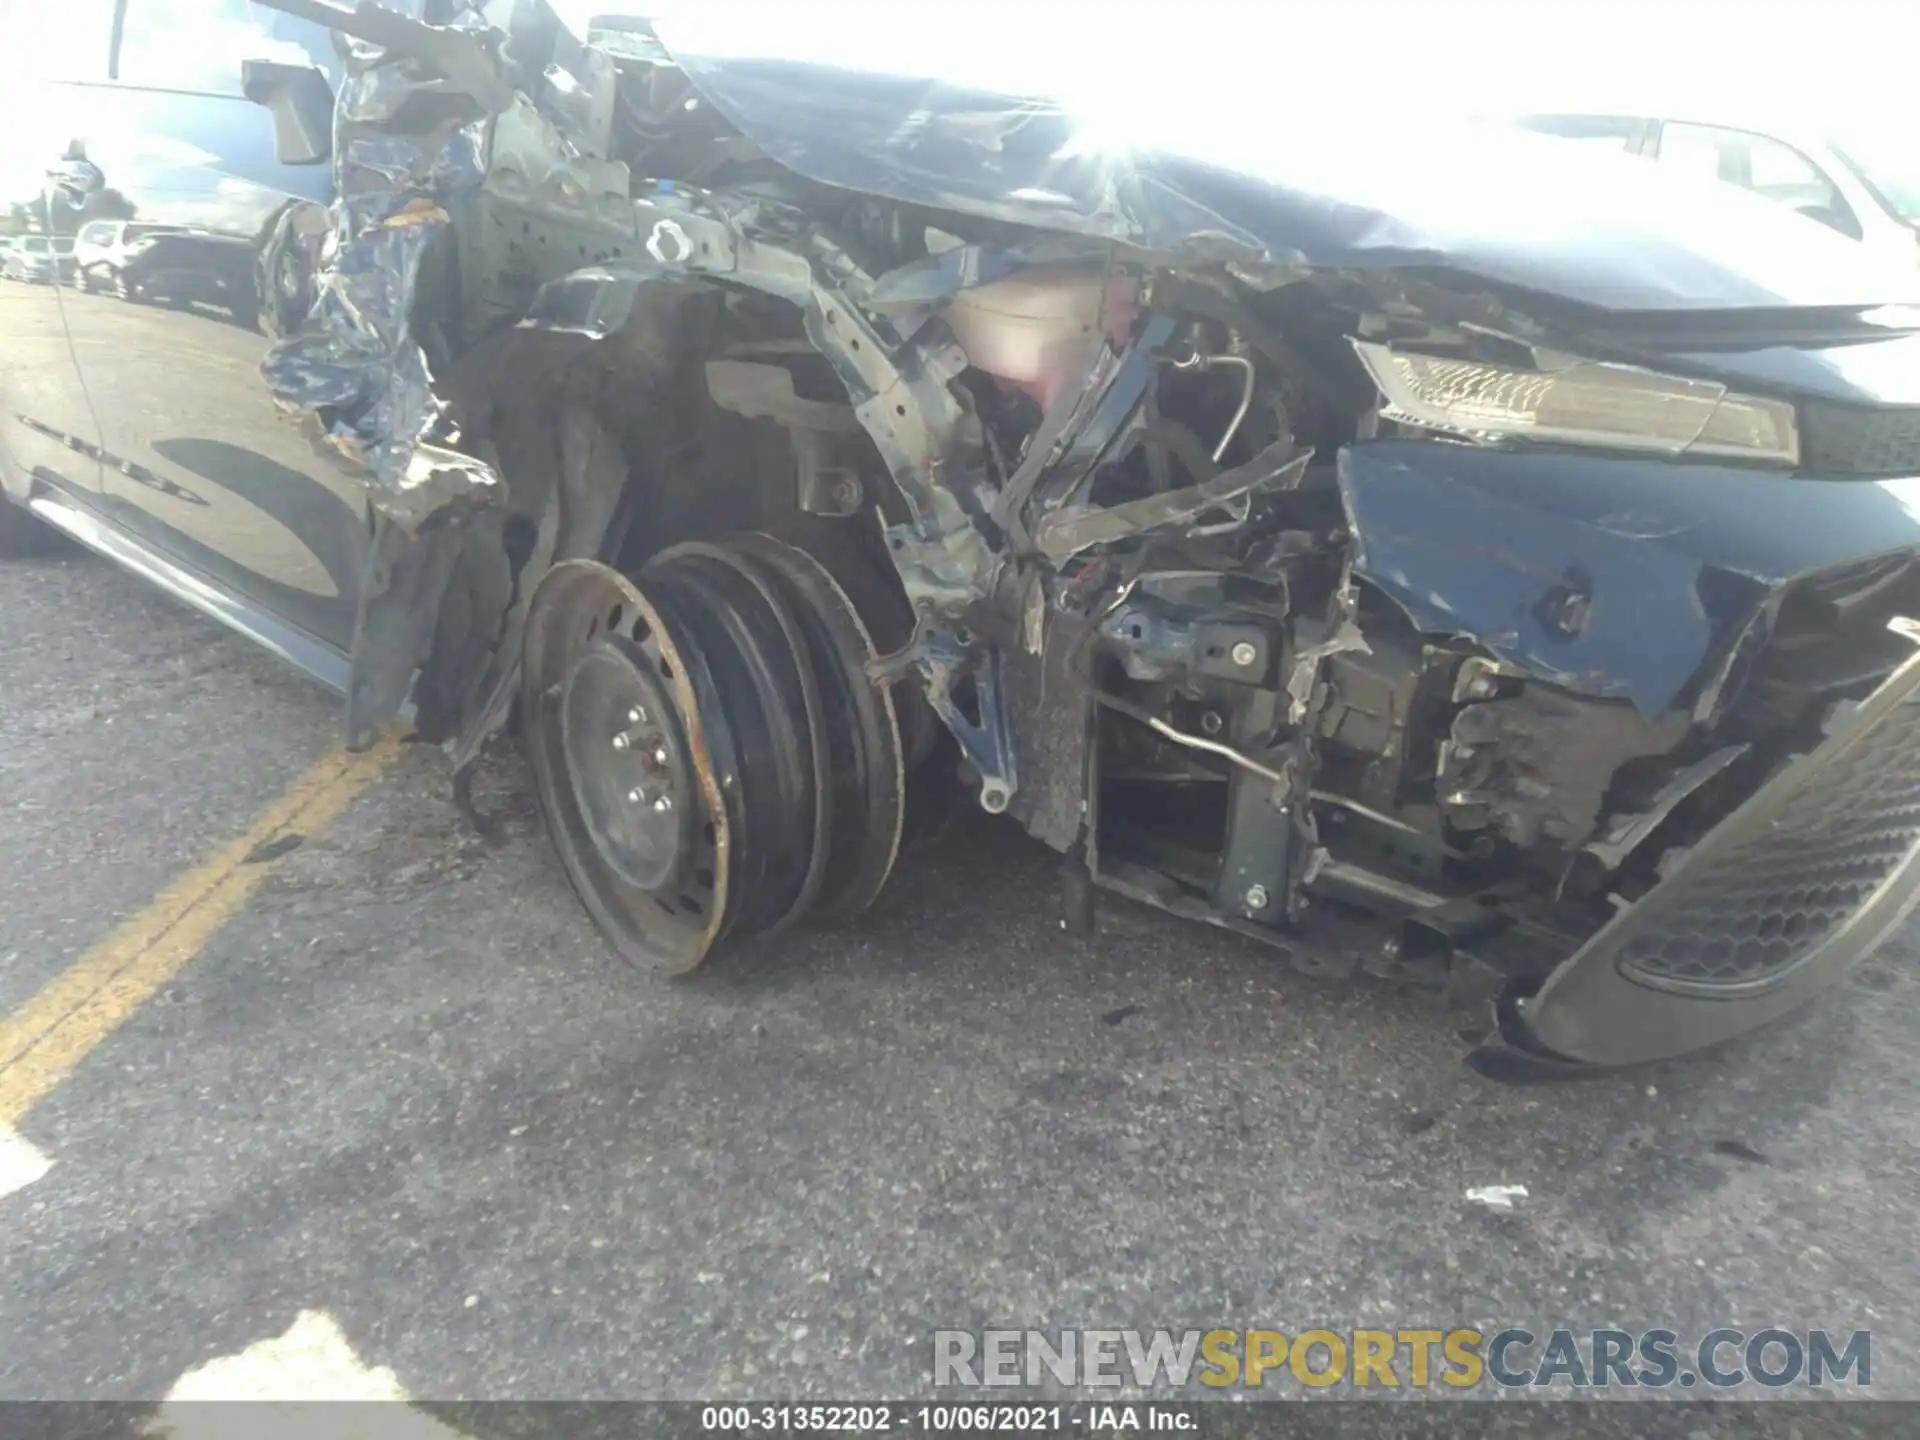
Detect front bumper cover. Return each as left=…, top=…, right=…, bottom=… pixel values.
left=1474, top=634, right=1920, bottom=1075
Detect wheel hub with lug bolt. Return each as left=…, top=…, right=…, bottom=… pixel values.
left=559, top=639, right=695, bottom=895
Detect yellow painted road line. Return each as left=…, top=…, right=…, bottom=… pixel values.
left=0, top=733, right=403, bottom=1125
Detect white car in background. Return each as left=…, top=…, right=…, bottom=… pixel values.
left=1510, top=110, right=1920, bottom=267
left=1, top=234, right=75, bottom=284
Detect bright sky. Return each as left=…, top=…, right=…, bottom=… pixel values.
left=0, top=0, right=1907, bottom=126
left=557, top=0, right=1919, bottom=130
left=1, top=1, right=1911, bottom=199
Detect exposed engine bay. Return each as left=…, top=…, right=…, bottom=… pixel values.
left=253, top=0, right=1920, bottom=1077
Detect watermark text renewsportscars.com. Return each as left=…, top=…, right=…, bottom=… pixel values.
left=933, top=1327, right=1871, bottom=1391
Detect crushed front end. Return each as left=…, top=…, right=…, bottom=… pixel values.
left=257, top=1, right=1920, bottom=1075
left=953, top=310, right=1920, bottom=1078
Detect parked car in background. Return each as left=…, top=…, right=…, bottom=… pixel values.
left=1511, top=109, right=1920, bottom=266
left=70, top=219, right=183, bottom=293
left=1, top=234, right=75, bottom=284
left=111, top=228, right=261, bottom=328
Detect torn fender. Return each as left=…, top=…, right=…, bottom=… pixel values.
left=1337, top=440, right=1920, bottom=716
left=260, top=13, right=504, bottom=525
left=257, top=5, right=518, bottom=746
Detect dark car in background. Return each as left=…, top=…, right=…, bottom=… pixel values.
left=7, top=0, right=1920, bottom=1081
left=112, top=228, right=262, bottom=326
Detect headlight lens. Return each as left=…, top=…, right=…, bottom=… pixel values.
left=1352, top=341, right=1801, bottom=466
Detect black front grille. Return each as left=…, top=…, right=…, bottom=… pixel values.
left=1802, top=402, right=1920, bottom=478
left=1617, top=692, right=1920, bottom=991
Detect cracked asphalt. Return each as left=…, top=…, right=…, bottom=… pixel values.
left=1, top=546, right=1916, bottom=1421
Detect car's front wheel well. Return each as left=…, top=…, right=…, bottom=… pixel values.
left=411, top=280, right=916, bottom=750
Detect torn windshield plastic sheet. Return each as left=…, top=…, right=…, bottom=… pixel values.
left=651, top=43, right=1920, bottom=314
left=260, top=19, right=501, bottom=530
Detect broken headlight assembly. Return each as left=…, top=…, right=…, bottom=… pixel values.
left=1352, top=341, right=1801, bottom=466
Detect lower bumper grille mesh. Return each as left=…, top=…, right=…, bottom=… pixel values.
left=1619, top=694, right=1920, bottom=990
left=1803, top=402, right=1920, bottom=478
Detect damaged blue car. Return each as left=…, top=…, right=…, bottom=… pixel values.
left=7, top=0, right=1920, bottom=1078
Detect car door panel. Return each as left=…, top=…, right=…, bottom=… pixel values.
left=57, top=74, right=372, bottom=657
left=0, top=84, right=104, bottom=507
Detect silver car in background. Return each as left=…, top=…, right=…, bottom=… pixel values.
left=1511, top=110, right=1920, bottom=268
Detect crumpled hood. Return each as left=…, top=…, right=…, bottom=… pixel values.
left=610, top=11, right=1920, bottom=315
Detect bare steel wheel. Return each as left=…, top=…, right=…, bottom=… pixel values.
left=523, top=535, right=906, bottom=974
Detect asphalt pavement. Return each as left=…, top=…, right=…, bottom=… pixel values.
left=1, top=544, right=1916, bottom=1419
